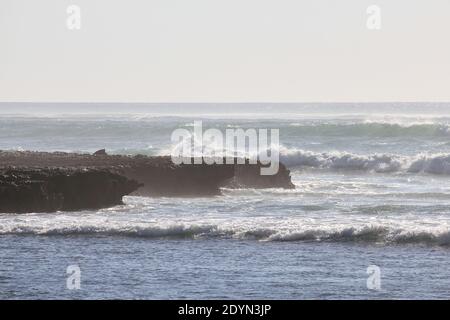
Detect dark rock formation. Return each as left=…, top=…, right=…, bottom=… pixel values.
left=93, top=149, right=107, bottom=156
left=0, top=167, right=141, bottom=213
left=228, top=161, right=295, bottom=189
left=123, top=161, right=235, bottom=196
left=0, top=151, right=294, bottom=202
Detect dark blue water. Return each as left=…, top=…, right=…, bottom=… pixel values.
left=0, top=235, right=448, bottom=299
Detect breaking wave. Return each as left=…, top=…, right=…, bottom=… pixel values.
left=0, top=223, right=448, bottom=246
left=279, top=147, right=450, bottom=175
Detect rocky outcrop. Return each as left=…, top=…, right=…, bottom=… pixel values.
left=93, top=149, right=107, bottom=156
left=123, top=161, right=235, bottom=196
left=228, top=161, right=295, bottom=189
left=0, top=168, right=141, bottom=213
left=122, top=157, right=294, bottom=196
left=0, top=151, right=295, bottom=207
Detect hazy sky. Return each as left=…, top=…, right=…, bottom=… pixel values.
left=1, top=0, right=450, bottom=102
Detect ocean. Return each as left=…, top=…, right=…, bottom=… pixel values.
left=0, top=103, right=449, bottom=299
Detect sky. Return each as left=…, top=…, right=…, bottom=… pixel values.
left=1, top=0, right=450, bottom=102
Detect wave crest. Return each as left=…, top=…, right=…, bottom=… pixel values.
left=1, top=223, right=448, bottom=246
left=279, top=148, right=450, bottom=175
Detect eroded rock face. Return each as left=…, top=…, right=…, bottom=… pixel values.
left=0, top=168, right=141, bottom=213
left=228, top=161, right=295, bottom=189
left=0, top=151, right=295, bottom=201
left=123, top=162, right=236, bottom=197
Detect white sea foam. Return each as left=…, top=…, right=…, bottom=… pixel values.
left=1, top=196, right=449, bottom=247
left=278, top=147, right=450, bottom=175
left=1, top=112, right=450, bottom=249
left=0, top=219, right=448, bottom=245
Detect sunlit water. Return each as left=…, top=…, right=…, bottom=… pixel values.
left=0, top=105, right=449, bottom=299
